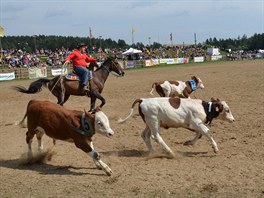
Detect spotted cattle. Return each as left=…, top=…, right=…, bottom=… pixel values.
left=119, top=97, right=235, bottom=157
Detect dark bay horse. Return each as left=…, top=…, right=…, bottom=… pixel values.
left=12, top=57, right=125, bottom=111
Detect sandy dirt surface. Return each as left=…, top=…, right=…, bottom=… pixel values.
left=0, top=60, right=263, bottom=198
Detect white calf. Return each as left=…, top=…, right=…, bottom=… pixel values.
left=149, top=76, right=204, bottom=98
left=119, top=97, right=235, bottom=156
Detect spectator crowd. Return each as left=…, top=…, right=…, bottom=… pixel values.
left=0, top=44, right=262, bottom=69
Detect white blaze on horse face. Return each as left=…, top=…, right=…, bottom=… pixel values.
left=95, top=111, right=114, bottom=136
left=219, top=101, right=235, bottom=122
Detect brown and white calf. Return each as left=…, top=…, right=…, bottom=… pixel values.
left=19, top=100, right=114, bottom=176
left=149, top=76, right=205, bottom=98
left=118, top=97, right=235, bottom=156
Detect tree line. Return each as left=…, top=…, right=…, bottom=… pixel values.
left=0, top=33, right=263, bottom=53
left=205, top=33, right=264, bottom=51
left=0, top=35, right=130, bottom=52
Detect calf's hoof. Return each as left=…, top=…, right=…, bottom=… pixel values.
left=213, top=147, right=219, bottom=153
left=104, top=166, right=113, bottom=176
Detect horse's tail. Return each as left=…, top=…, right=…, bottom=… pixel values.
left=16, top=108, right=28, bottom=128
left=11, top=78, right=51, bottom=94
left=118, top=99, right=142, bottom=123
left=149, top=82, right=157, bottom=95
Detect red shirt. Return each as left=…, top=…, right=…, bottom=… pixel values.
left=65, top=49, right=96, bottom=68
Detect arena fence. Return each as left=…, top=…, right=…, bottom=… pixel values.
left=1, top=55, right=262, bottom=81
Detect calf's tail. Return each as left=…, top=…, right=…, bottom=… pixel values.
left=16, top=110, right=28, bottom=128
left=118, top=99, right=142, bottom=123
left=11, top=78, right=50, bottom=94
left=16, top=99, right=36, bottom=128
left=149, top=83, right=156, bottom=95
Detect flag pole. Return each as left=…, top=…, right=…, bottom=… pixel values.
left=132, top=28, right=135, bottom=45
left=0, top=25, right=4, bottom=65
left=170, top=33, right=173, bottom=46
left=89, top=27, right=92, bottom=50
left=0, top=37, right=2, bottom=65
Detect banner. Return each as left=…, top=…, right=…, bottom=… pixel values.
left=159, top=58, right=169, bottom=64
left=125, top=61, right=135, bottom=69
left=178, top=58, right=184, bottom=64
left=89, top=27, right=92, bottom=39
left=0, top=26, right=4, bottom=37
left=194, top=57, right=204, bottom=63
left=184, top=58, right=189, bottom=63
left=145, top=60, right=154, bottom=67
left=211, top=55, right=222, bottom=61
left=166, top=59, right=175, bottom=64
left=51, top=68, right=68, bottom=76
left=145, top=59, right=159, bottom=67
left=0, top=72, right=15, bottom=81
left=161, top=57, right=189, bottom=64
left=28, top=67, right=47, bottom=79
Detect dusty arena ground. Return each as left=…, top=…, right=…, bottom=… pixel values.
left=0, top=60, right=263, bottom=198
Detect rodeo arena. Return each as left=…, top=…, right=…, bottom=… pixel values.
left=0, top=39, right=264, bottom=197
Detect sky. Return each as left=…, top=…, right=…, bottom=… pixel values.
left=0, top=0, right=263, bottom=45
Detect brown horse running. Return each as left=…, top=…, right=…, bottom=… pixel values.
left=12, top=57, right=125, bottom=111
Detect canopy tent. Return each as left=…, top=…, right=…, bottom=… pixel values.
left=122, top=48, right=142, bottom=55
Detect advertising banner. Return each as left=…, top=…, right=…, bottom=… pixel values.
left=166, top=58, right=176, bottom=64
left=211, top=55, right=223, bottom=61
left=159, top=59, right=168, bottom=64
left=184, top=58, right=189, bottom=63
left=28, top=67, right=47, bottom=79
left=51, top=68, right=68, bottom=76
left=194, top=57, right=204, bottom=62
left=125, top=61, right=135, bottom=69
left=0, top=72, right=15, bottom=81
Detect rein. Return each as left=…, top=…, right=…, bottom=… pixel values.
left=101, top=61, right=122, bottom=77
left=102, top=65, right=110, bottom=73
left=48, top=62, right=68, bottom=103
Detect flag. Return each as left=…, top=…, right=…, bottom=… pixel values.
left=132, top=28, right=135, bottom=35
left=89, top=27, right=92, bottom=39
left=0, top=26, right=4, bottom=37
left=170, top=33, right=172, bottom=41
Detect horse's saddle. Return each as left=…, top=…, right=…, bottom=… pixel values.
left=65, top=73, right=80, bottom=81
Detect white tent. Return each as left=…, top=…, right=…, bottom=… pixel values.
left=122, top=48, right=142, bottom=55
left=207, top=48, right=221, bottom=56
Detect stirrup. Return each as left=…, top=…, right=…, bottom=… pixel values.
left=83, top=85, right=89, bottom=91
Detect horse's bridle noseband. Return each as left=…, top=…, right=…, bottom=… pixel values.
left=101, top=60, right=123, bottom=77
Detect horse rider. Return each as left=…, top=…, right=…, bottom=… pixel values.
left=64, top=43, right=97, bottom=92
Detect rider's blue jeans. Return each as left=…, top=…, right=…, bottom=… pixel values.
left=73, top=66, right=90, bottom=86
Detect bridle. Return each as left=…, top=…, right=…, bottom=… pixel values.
left=101, top=59, right=123, bottom=77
